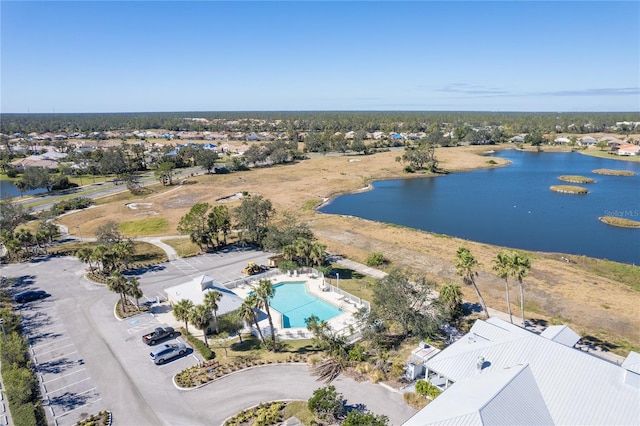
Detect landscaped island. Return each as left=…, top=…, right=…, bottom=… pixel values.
left=549, top=185, right=589, bottom=194
left=558, top=175, right=596, bottom=184
left=592, top=169, right=637, bottom=176
left=598, top=216, right=640, bottom=228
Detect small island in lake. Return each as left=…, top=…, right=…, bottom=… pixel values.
left=599, top=216, right=640, bottom=228
left=592, top=169, right=637, bottom=176
left=550, top=185, right=589, bottom=194
left=558, top=175, right=596, bottom=184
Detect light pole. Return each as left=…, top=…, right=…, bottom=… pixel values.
left=76, top=226, right=83, bottom=244
left=181, top=236, right=184, bottom=257
left=336, top=272, right=339, bottom=290
left=0, top=318, right=6, bottom=341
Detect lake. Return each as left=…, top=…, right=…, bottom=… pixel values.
left=0, top=179, right=47, bottom=199
left=319, top=150, right=640, bottom=265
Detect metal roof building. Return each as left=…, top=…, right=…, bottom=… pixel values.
left=404, top=318, right=640, bottom=425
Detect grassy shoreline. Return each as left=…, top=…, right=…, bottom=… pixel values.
left=599, top=216, right=640, bottom=228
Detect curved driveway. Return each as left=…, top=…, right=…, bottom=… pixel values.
left=0, top=253, right=416, bottom=425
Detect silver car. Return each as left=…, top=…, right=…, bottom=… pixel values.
left=149, top=342, right=187, bottom=365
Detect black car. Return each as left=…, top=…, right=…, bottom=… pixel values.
left=13, top=290, right=50, bottom=303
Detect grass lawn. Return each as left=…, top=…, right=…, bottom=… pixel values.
left=580, top=150, right=640, bottom=162
left=210, top=335, right=322, bottom=365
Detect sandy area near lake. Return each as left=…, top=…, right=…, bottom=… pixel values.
left=58, top=145, right=640, bottom=349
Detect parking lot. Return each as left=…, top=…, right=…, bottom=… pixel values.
left=18, top=297, right=105, bottom=426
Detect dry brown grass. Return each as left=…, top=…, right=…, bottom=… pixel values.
left=56, top=145, right=640, bottom=351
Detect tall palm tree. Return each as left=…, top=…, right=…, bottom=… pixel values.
left=106, top=271, right=128, bottom=308
left=90, top=245, right=108, bottom=275
left=189, top=304, right=213, bottom=347
left=255, top=279, right=277, bottom=350
left=173, top=299, right=194, bottom=334
left=126, top=277, right=143, bottom=310
left=203, top=289, right=222, bottom=334
left=239, top=294, right=265, bottom=345
left=454, top=247, right=489, bottom=318
left=309, top=242, right=327, bottom=267
left=439, top=283, right=463, bottom=318
left=511, top=252, right=532, bottom=327
left=76, top=247, right=93, bottom=271
left=492, top=251, right=514, bottom=323
left=112, top=240, right=135, bottom=271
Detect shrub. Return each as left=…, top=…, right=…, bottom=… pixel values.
left=365, top=251, right=386, bottom=267
left=180, top=328, right=215, bottom=360
left=6, top=168, right=18, bottom=178
left=415, top=379, right=441, bottom=399
left=308, top=386, right=344, bottom=421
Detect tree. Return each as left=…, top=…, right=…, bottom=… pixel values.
left=173, top=299, right=194, bottom=334
left=155, top=161, right=175, bottom=186
left=106, top=271, right=128, bottom=308
left=126, top=277, right=143, bottom=309
left=239, top=293, right=265, bottom=345
left=511, top=252, right=532, bottom=327
left=307, top=386, right=345, bottom=422
left=112, top=239, right=135, bottom=271
left=203, top=289, right=222, bottom=334
left=233, top=195, right=275, bottom=246
left=454, top=247, right=489, bottom=318
left=189, top=304, right=213, bottom=347
left=439, top=283, right=463, bottom=319
left=343, top=411, right=389, bottom=426
left=76, top=247, right=93, bottom=271
left=196, top=149, right=218, bottom=174
left=207, top=205, right=231, bottom=246
left=177, top=203, right=212, bottom=250
left=492, top=251, right=514, bottom=323
left=99, top=148, right=128, bottom=176
left=372, top=269, right=440, bottom=337
left=21, top=166, right=52, bottom=192
left=255, top=280, right=277, bottom=350
left=96, top=221, right=122, bottom=246
left=0, top=201, right=31, bottom=233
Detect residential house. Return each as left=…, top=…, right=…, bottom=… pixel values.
left=403, top=317, right=640, bottom=425
left=553, top=137, right=570, bottom=145
left=578, top=136, right=597, bottom=147
left=617, top=144, right=640, bottom=156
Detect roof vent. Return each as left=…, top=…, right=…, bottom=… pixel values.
left=468, top=333, right=476, bottom=344
left=476, top=356, right=485, bottom=371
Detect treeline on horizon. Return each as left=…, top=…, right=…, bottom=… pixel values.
left=1, top=111, right=639, bottom=135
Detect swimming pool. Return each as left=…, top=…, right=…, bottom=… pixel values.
left=268, top=282, right=343, bottom=328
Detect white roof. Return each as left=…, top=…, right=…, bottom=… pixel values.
left=409, top=318, right=640, bottom=425
left=540, top=324, right=581, bottom=347
left=165, top=275, right=243, bottom=316
left=623, top=351, right=640, bottom=374
left=404, top=364, right=554, bottom=425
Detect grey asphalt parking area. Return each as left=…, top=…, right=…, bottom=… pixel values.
left=18, top=298, right=106, bottom=425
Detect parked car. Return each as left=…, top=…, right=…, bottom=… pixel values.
left=142, top=327, right=176, bottom=345
left=13, top=290, right=50, bottom=303
left=149, top=342, right=187, bottom=365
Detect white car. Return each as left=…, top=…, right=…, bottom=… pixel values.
left=149, top=342, right=187, bottom=365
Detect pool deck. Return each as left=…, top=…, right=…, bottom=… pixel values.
left=232, top=272, right=363, bottom=341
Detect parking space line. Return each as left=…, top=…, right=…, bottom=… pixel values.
left=42, top=350, right=78, bottom=363
left=35, top=343, right=75, bottom=356
left=32, top=323, right=66, bottom=333
left=54, top=397, right=102, bottom=420
left=46, top=377, right=91, bottom=394
left=31, top=336, right=71, bottom=351
left=42, top=368, right=86, bottom=384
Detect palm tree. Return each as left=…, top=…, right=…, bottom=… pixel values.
left=255, top=279, right=277, bottom=350
left=309, top=242, right=327, bottom=267
left=126, top=277, right=143, bottom=310
left=112, top=240, right=135, bottom=271
left=239, top=293, right=265, bottom=345
left=492, top=251, right=514, bottom=323
left=511, top=252, right=532, bottom=327
left=90, top=245, right=108, bottom=275
left=76, top=247, right=93, bottom=271
left=106, top=271, right=128, bottom=308
left=439, top=283, right=463, bottom=318
left=454, top=247, right=489, bottom=318
left=173, top=299, right=194, bottom=334
left=189, top=304, right=213, bottom=347
left=203, top=289, right=222, bottom=334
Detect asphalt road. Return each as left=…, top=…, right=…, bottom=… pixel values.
left=0, top=250, right=416, bottom=426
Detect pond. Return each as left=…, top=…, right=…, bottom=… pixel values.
left=319, top=150, right=640, bottom=265
left=0, top=179, right=47, bottom=199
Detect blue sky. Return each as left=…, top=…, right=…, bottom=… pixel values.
left=1, top=1, right=639, bottom=113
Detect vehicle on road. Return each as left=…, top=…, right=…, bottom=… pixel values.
left=142, top=327, right=176, bottom=345
left=13, top=290, right=50, bottom=303
left=149, top=342, right=187, bottom=365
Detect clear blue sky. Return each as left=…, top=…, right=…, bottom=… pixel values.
left=1, top=1, right=639, bottom=113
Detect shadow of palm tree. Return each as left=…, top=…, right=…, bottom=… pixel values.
left=37, top=357, right=77, bottom=374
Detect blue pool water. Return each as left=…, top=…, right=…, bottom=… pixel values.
left=269, top=282, right=343, bottom=328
